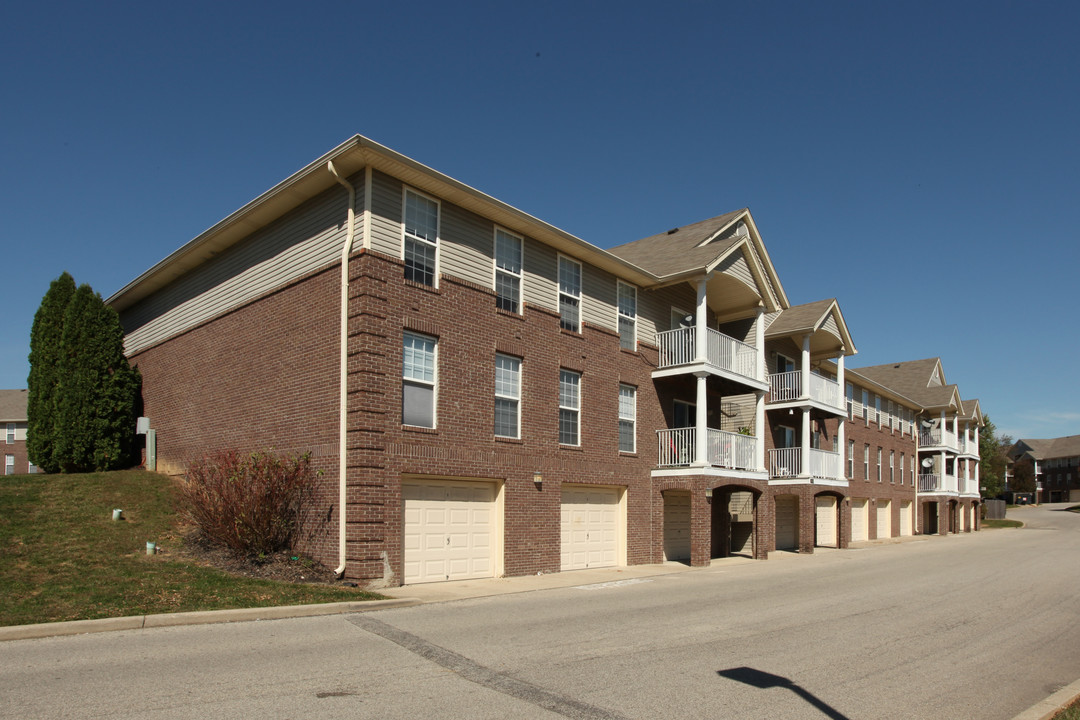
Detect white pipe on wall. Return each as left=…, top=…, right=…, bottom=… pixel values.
left=328, top=161, right=356, bottom=579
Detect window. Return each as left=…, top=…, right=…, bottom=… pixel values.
left=848, top=439, right=855, bottom=478
left=494, top=229, right=522, bottom=313
left=559, top=370, right=580, bottom=445
left=900, top=453, right=905, bottom=485
left=863, top=444, right=870, bottom=480
left=5, top=423, right=13, bottom=444
left=846, top=383, right=854, bottom=419
left=402, top=332, right=436, bottom=428
left=494, top=354, right=521, bottom=438
left=875, top=395, right=882, bottom=426
left=862, top=390, right=869, bottom=424
left=877, top=447, right=883, bottom=482
left=674, top=400, right=695, bottom=428
left=558, top=256, right=582, bottom=332
left=404, top=189, right=439, bottom=286
left=27, top=461, right=37, bottom=474
left=619, top=384, right=636, bottom=453
left=887, top=400, right=894, bottom=430
left=890, top=450, right=895, bottom=483
left=617, top=282, right=637, bottom=350
left=4, top=455, right=12, bottom=476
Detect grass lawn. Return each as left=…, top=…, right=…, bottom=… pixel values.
left=981, top=518, right=1024, bottom=529
left=1067, top=505, right=1080, bottom=513
left=0, top=470, right=382, bottom=627
left=1055, top=696, right=1080, bottom=719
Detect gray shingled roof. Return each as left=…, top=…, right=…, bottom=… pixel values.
left=853, top=358, right=959, bottom=410
left=765, top=299, right=837, bottom=337
left=1013, top=435, right=1080, bottom=460
left=0, top=389, right=28, bottom=422
left=607, top=210, right=746, bottom=278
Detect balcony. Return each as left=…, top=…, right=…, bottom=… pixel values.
left=768, top=447, right=839, bottom=480
left=655, top=327, right=764, bottom=386
left=767, top=371, right=844, bottom=413
left=919, top=428, right=959, bottom=452
left=657, top=427, right=759, bottom=471
left=918, top=473, right=958, bottom=494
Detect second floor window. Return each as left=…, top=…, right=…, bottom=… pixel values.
left=494, top=229, right=522, bottom=313
left=617, top=282, right=637, bottom=350
left=494, top=354, right=521, bottom=438
left=559, top=369, right=580, bottom=445
left=402, top=332, right=436, bottom=428
left=404, top=189, right=438, bottom=286
left=558, top=256, right=581, bottom=332
left=5, top=423, right=13, bottom=444
left=619, top=384, right=636, bottom=453
left=848, top=439, right=855, bottom=478
left=863, top=444, right=870, bottom=480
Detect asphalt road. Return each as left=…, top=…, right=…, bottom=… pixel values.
left=3, top=504, right=1079, bottom=719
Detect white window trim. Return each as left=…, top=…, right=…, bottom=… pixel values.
left=890, top=450, right=895, bottom=483
left=4, top=454, right=13, bottom=475
left=402, top=186, right=440, bottom=288
left=557, top=254, right=582, bottom=333
left=619, top=384, right=636, bottom=453
left=402, top=331, right=437, bottom=428
left=848, top=439, right=855, bottom=478
left=494, top=353, right=521, bottom=439
left=877, top=447, right=883, bottom=482
left=493, top=227, right=524, bottom=315
left=863, top=444, right=870, bottom=480
left=5, top=423, right=13, bottom=444
left=617, top=281, right=637, bottom=351
left=559, top=369, right=581, bottom=446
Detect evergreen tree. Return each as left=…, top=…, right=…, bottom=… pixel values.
left=26, top=272, right=76, bottom=473
left=53, top=284, right=141, bottom=472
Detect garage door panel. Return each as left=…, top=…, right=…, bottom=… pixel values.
left=851, top=499, right=868, bottom=542
left=404, top=479, right=498, bottom=585
left=561, top=486, right=622, bottom=571
left=776, top=495, right=798, bottom=550
left=816, top=496, right=837, bottom=547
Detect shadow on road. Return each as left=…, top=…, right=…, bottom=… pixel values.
left=717, top=666, right=850, bottom=720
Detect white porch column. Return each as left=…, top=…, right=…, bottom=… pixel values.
left=801, top=334, right=811, bottom=400
left=755, top=389, right=766, bottom=471
left=695, top=276, right=709, bottom=364
left=755, top=306, right=766, bottom=382
left=694, top=372, right=709, bottom=467
left=952, top=414, right=958, bottom=445
left=837, top=353, right=846, bottom=481
left=940, top=450, right=947, bottom=491
left=801, top=408, right=811, bottom=477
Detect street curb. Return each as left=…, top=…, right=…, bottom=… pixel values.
left=1012, top=677, right=1080, bottom=720
left=0, top=598, right=421, bottom=642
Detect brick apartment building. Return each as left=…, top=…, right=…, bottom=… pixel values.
left=0, top=389, right=32, bottom=476
left=107, top=135, right=983, bottom=586
left=1008, top=436, right=1080, bottom=503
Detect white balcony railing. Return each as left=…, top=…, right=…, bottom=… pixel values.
left=769, top=447, right=801, bottom=477
left=655, top=327, right=763, bottom=384
left=919, top=428, right=959, bottom=451
left=767, top=371, right=843, bottom=411
left=657, top=427, right=759, bottom=471
left=657, top=427, right=695, bottom=467
left=768, top=447, right=839, bottom=479
left=919, top=473, right=960, bottom=493
left=809, top=448, right=839, bottom=478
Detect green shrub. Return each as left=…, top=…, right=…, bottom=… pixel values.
left=179, top=449, right=317, bottom=556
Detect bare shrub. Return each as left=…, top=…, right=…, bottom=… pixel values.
left=179, top=449, right=316, bottom=556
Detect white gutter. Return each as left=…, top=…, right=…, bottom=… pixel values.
left=327, top=161, right=356, bottom=578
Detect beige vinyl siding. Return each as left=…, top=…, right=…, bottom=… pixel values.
left=122, top=185, right=351, bottom=355
left=369, top=170, right=403, bottom=257
left=821, top=311, right=840, bottom=339
left=720, top=394, right=756, bottom=433
left=716, top=248, right=755, bottom=291
left=441, top=202, right=494, bottom=288
left=581, top=263, right=617, bottom=333
left=637, top=283, right=696, bottom=342
left=522, top=236, right=557, bottom=312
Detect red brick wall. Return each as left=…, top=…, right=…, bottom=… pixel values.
left=843, top=412, right=919, bottom=538
left=3, top=434, right=30, bottom=475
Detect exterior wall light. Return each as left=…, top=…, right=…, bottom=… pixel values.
left=705, top=488, right=713, bottom=498
left=533, top=471, right=542, bottom=487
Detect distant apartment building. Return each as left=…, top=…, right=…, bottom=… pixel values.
left=0, top=389, right=33, bottom=475
left=1008, top=436, right=1080, bottom=503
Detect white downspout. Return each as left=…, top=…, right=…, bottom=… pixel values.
left=328, top=161, right=356, bottom=578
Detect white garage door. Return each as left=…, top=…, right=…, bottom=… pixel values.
left=815, top=496, right=837, bottom=547
left=899, top=500, right=912, bottom=536
left=851, top=499, right=868, bottom=542
left=958, top=504, right=967, bottom=532
left=562, top=486, right=621, bottom=571
left=775, top=495, right=799, bottom=550
left=403, top=479, right=497, bottom=585
left=663, top=491, right=691, bottom=561
left=1071, top=490, right=1080, bottom=503
left=877, top=500, right=891, bottom=540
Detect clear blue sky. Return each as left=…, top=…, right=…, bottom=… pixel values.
left=2, top=1, right=1077, bottom=441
